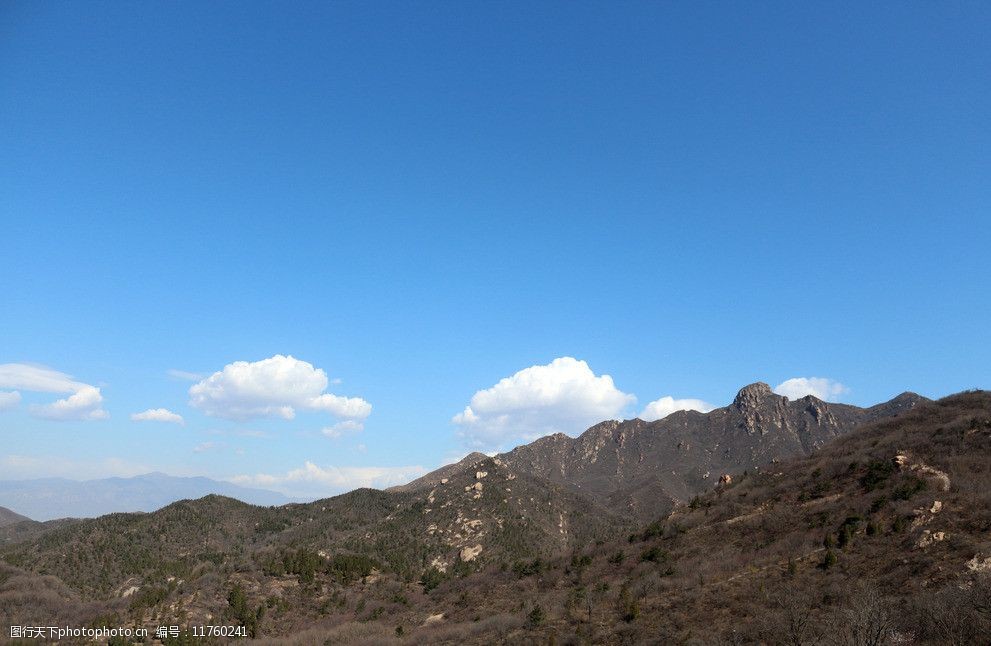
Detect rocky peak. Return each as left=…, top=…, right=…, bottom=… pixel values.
left=733, top=382, right=776, bottom=409
left=732, top=382, right=791, bottom=435
left=582, top=420, right=623, bottom=439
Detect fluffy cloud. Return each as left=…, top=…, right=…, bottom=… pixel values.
left=131, top=408, right=185, bottom=425
left=639, top=396, right=714, bottom=422
left=452, top=357, right=635, bottom=451
left=230, top=462, right=428, bottom=498
left=188, top=355, right=371, bottom=424
left=774, top=377, right=849, bottom=402
left=0, top=363, right=108, bottom=421
left=0, top=391, right=21, bottom=411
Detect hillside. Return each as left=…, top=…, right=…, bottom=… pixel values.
left=403, top=389, right=991, bottom=643
left=0, top=389, right=985, bottom=644
left=0, top=506, right=30, bottom=527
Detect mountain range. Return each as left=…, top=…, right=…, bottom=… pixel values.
left=399, top=383, right=926, bottom=521
left=0, top=383, right=986, bottom=644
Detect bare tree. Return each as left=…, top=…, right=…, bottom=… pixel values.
left=762, top=586, right=825, bottom=646
left=839, top=585, right=894, bottom=646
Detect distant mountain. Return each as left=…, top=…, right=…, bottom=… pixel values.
left=407, top=383, right=927, bottom=522
left=0, top=506, right=30, bottom=527
left=0, top=472, right=290, bottom=521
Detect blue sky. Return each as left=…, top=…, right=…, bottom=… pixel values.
left=2, top=2, right=988, bottom=498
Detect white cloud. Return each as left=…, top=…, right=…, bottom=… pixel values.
left=167, top=369, right=204, bottom=381
left=639, top=396, right=714, bottom=421
left=32, top=386, right=109, bottom=421
left=131, top=408, right=185, bottom=425
left=193, top=441, right=221, bottom=453
left=0, top=391, right=21, bottom=411
left=0, top=364, right=108, bottom=421
left=322, top=419, right=364, bottom=438
left=774, top=377, right=849, bottom=402
left=452, top=357, right=635, bottom=451
left=188, top=355, right=371, bottom=423
left=229, top=461, right=428, bottom=498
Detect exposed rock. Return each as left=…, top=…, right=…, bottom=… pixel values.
left=718, top=474, right=732, bottom=485
left=476, top=471, right=488, bottom=479
left=895, top=453, right=952, bottom=492
left=966, top=554, right=991, bottom=573
left=459, top=544, right=483, bottom=562
left=430, top=556, right=448, bottom=573
left=916, top=530, right=946, bottom=548
left=423, top=613, right=445, bottom=626
left=733, top=382, right=774, bottom=409
left=440, top=478, right=448, bottom=484
left=930, top=501, right=942, bottom=514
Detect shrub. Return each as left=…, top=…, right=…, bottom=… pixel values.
left=869, top=496, right=888, bottom=513
left=892, top=476, right=927, bottom=501
left=860, top=459, right=896, bottom=491
left=513, top=559, right=544, bottom=578
left=892, top=515, right=908, bottom=533
left=420, top=567, right=445, bottom=592
left=527, top=604, right=545, bottom=627
left=618, top=585, right=639, bottom=622
left=226, top=584, right=262, bottom=638
left=640, top=546, right=668, bottom=563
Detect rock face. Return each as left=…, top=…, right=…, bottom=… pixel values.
left=398, top=384, right=927, bottom=523
left=490, top=385, right=927, bottom=522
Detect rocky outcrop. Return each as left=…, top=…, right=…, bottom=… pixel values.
left=895, top=453, right=951, bottom=492
left=491, top=384, right=927, bottom=521
left=397, top=384, right=928, bottom=523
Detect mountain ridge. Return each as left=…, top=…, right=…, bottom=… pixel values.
left=0, top=506, right=30, bottom=527
left=402, top=384, right=928, bottom=521
left=0, top=389, right=984, bottom=644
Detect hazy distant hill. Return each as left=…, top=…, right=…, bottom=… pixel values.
left=0, top=472, right=290, bottom=520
